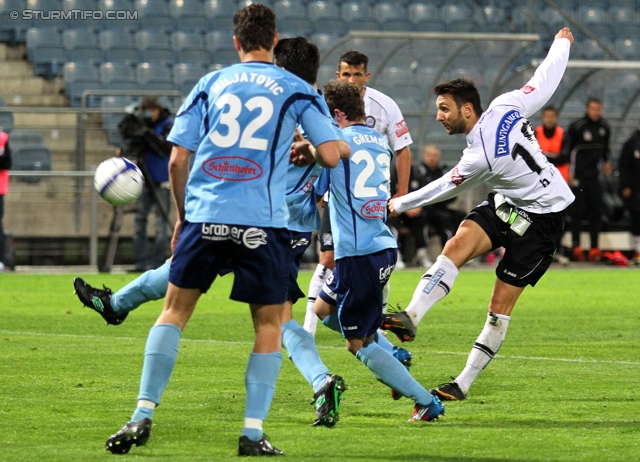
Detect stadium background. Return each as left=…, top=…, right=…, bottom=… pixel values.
left=1, top=0, right=638, bottom=267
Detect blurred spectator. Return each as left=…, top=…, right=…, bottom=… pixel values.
left=618, top=123, right=640, bottom=265
left=536, top=105, right=568, bottom=181
left=118, top=95, right=174, bottom=271
left=0, top=130, right=10, bottom=271
left=414, top=145, right=466, bottom=255
left=562, top=98, right=612, bottom=262
left=535, top=105, right=570, bottom=265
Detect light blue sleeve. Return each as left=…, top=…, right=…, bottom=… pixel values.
left=314, top=168, right=330, bottom=196
left=298, top=96, right=341, bottom=148
left=167, top=79, right=207, bottom=152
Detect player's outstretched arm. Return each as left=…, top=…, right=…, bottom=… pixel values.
left=512, top=27, right=573, bottom=118
left=314, top=140, right=344, bottom=168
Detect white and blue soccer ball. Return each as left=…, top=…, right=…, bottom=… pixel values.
left=94, top=157, right=144, bottom=206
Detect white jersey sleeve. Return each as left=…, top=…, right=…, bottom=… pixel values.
left=489, top=38, right=571, bottom=118
left=363, top=87, right=413, bottom=152
left=394, top=37, right=574, bottom=216
left=393, top=146, right=490, bottom=213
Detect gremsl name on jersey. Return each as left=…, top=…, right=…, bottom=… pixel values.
left=495, top=109, right=522, bottom=158
left=210, top=72, right=284, bottom=96
left=351, top=132, right=387, bottom=148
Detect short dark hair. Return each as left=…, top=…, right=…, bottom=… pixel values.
left=140, top=95, right=163, bottom=111
left=434, top=78, right=483, bottom=117
left=233, top=3, right=276, bottom=53
left=542, top=105, right=557, bottom=114
left=323, top=79, right=365, bottom=122
left=338, top=50, right=369, bottom=72
left=274, top=37, right=320, bottom=85
left=586, top=97, right=602, bottom=106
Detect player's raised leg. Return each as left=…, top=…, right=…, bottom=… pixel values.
left=73, top=259, right=171, bottom=325
left=382, top=219, right=492, bottom=341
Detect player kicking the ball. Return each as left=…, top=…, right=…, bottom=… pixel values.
left=313, top=79, right=444, bottom=422
left=383, top=28, right=575, bottom=401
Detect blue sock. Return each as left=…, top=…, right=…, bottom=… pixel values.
left=130, top=405, right=153, bottom=422
left=282, top=320, right=329, bottom=393
left=322, top=314, right=342, bottom=334
left=131, top=323, right=181, bottom=422
left=355, top=342, right=432, bottom=406
left=112, top=259, right=170, bottom=313
left=373, top=330, right=395, bottom=354
left=242, top=352, right=282, bottom=442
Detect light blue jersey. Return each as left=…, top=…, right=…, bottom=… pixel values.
left=168, top=61, right=339, bottom=228
left=286, top=120, right=343, bottom=232
left=286, top=161, right=323, bottom=232
left=328, top=124, right=397, bottom=259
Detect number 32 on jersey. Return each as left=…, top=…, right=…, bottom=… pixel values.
left=209, top=94, right=274, bottom=150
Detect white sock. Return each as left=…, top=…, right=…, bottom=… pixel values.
left=304, top=264, right=332, bottom=335
left=405, top=255, right=459, bottom=325
left=634, top=235, right=640, bottom=254
left=455, top=312, right=510, bottom=395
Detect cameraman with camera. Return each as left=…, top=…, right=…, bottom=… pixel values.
left=118, top=96, right=173, bottom=272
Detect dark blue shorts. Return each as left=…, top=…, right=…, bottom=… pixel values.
left=319, top=248, right=397, bottom=338
left=288, top=231, right=312, bottom=304
left=170, top=221, right=291, bottom=305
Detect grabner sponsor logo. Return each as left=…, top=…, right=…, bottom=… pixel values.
left=361, top=199, right=386, bottom=219
left=202, top=156, right=262, bottom=181
left=201, top=224, right=267, bottom=249
left=379, top=263, right=395, bottom=281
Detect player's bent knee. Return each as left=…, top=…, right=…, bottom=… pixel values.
left=314, top=299, right=333, bottom=320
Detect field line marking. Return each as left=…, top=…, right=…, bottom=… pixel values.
left=2, top=330, right=639, bottom=367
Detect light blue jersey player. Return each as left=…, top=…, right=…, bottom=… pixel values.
left=75, top=37, right=349, bottom=434
left=323, top=123, right=397, bottom=259
left=313, top=79, right=445, bottom=423
left=99, top=5, right=343, bottom=457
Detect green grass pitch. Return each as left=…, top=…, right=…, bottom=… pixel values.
left=1, top=267, right=639, bottom=461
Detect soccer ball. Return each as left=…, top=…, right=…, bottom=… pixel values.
left=94, top=157, right=144, bottom=206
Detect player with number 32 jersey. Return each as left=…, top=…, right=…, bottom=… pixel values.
left=169, top=62, right=339, bottom=228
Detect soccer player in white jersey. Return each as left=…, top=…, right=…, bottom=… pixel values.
left=382, top=28, right=575, bottom=402
left=102, top=5, right=343, bottom=457
left=313, top=79, right=445, bottom=422
left=304, top=49, right=413, bottom=335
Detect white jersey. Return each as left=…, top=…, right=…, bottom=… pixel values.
left=363, top=86, right=413, bottom=152
left=394, top=38, right=574, bottom=215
